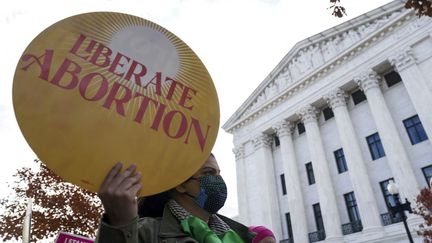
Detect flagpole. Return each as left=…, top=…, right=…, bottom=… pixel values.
left=22, top=198, right=32, bottom=243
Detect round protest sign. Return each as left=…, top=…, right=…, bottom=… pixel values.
left=13, top=12, right=219, bottom=196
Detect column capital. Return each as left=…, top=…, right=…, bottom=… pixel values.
left=324, top=88, right=348, bottom=109
left=354, top=70, right=381, bottom=93
left=232, top=145, right=245, bottom=161
left=389, top=48, right=416, bottom=72
left=297, top=105, right=318, bottom=124
left=272, top=120, right=294, bottom=138
left=252, top=134, right=273, bottom=150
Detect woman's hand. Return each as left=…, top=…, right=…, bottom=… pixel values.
left=98, top=162, right=142, bottom=226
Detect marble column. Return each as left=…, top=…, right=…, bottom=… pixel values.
left=389, top=48, right=432, bottom=140
left=251, top=134, right=282, bottom=239
left=354, top=70, right=420, bottom=201
left=233, top=145, right=249, bottom=225
left=297, top=105, right=343, bottom=243
left=324, top=89, right=383, bottom=235
left=272, top=120, right=309, bottom=243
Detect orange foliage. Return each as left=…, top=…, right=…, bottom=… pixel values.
left=329, top=0, right=347, bottom=18
left=0, top=159, right=103, bottom=242
left=405, top=0, right=432, bottom=17
left=413, top=187, right=432, bottom=242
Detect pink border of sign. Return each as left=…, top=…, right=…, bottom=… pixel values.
left=55, top=231, right=94, bottom=243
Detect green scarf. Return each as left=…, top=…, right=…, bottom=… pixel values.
left=180, top=216, right=244, bottom=243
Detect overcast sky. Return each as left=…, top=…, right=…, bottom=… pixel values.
left=0, top=0, right=393, bottom=234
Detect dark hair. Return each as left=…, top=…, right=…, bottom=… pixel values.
left=137, top=190, right=170, bottom=218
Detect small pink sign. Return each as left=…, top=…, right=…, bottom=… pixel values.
left=55, top=231, right=94, bottom=243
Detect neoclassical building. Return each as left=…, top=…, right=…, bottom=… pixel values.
left=223, top=1, right=432, bottom=242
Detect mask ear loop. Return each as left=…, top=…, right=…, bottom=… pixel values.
left=184, top=177, right=208, bottom=209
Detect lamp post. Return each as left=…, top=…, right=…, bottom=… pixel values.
left=387, top=180, right=413, bottom=243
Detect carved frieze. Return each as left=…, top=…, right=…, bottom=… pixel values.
left=240, top=9, right=405, bottom=119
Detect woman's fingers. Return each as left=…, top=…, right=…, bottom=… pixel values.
left=107, top=163, right=137, bottom=190
left=96, top=162, right=144, bottom=226
left=97, top=162, right=142, bottom=226
left=128, top=182, right=143, bottom=198
left=99, top=162, right=122, bottom=192
left=118, top=172, right=142, bottom=191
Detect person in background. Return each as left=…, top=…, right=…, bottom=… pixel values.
left=96, top=153, right=257, bottom=242
left=248, top=226, right=276, bottom=243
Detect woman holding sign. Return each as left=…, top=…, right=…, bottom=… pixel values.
left=12, top=10, right=273, bottom=243
left=96, top=154, right=260, bottom=243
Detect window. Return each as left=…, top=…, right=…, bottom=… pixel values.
left=298, top=122, right=305, bottom=135
left=384, top=70, right=402, bottom=88
left=403, top=115, right=428, bottom=145
left=380, top=178, right=397, bottom=210
left=313, top=203, right=325, bottom=231
left=280, top=174, right=287, bottom=195
left=366, top=133, right=385, bottom=160
left=306, top=162, right=315, bottom=185
left=344, top=192, right=361, bottom=223
left=285, top=213, right=294, bottom=240
left=351, top=89, right=367, bottom=105
left=334, top=148, right=348, bottom=173
left=274, top=135, right=280, bottom=147
left=422, top=165, right=432, bottom=187
left=323, top=107, right=334, bottom=121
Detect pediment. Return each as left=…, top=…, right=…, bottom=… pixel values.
left=223, top=0, right=413, bottom=133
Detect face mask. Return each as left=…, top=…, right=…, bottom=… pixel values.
left=188, top=175, right=228, bottom=214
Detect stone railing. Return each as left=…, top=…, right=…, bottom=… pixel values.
left=381, top=212, right=403, bottom=226
left=342, top=220, right=363, bottom=235
left=279, top=238, right=294, bottom=243
left=308, top=230, right=326, bottom=243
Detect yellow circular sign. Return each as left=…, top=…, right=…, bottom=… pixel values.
left=13, top=12, right=219, bottom=196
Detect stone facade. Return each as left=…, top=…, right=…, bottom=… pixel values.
left=223, top=1, right=432, bottom=242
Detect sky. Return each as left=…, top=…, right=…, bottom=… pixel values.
left=0, top=0, right=393, bottom=235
